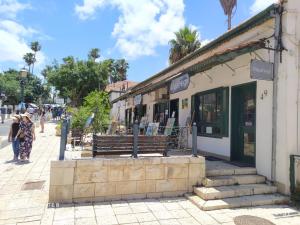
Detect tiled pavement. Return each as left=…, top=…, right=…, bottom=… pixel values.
left=0, top=122, right=299, bottom=225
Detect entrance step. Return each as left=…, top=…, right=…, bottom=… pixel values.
left=203, top=174, right=265, bottom=187
left=194, top=184, right=277, bottom=200
left=206, top=167, right=257, bottom=177
left=185, top=193, right=289, bottom=211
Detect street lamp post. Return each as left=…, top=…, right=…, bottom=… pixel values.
left=19, top=68, right=28, bottom=113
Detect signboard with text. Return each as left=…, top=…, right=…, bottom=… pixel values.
left=250, top=59, right=274, bottom=81
left=170, top=73, right=190, bottom=94
left=134, top=94, right=142, bottom=106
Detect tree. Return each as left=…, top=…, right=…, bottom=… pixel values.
left=30, top=41, right=42, bottom=74
left=219, top=0, right=237, bottom=30
left=88, top=48, right=100, bottom=61
left=71, top=91, right=110, bottom=133
left=110, top=59, right=129, bottom=83
left=168, top=26, right=201, bottom=64
left=84, top=91, right=110, bottom=133
left=23, top=53, right=36, bottom=72
left=43, top=49, right=112, bottom=106
left=0, top=69, right=49, bottom=106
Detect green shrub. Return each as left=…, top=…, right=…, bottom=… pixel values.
left=69, top=91, right=110, bottom=133
left=71, top=106, right=91, bottom=131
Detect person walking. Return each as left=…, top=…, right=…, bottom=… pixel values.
left=16, top=113, right=36, bottom=162
left=8, top=115, right=21, bottom=161
left=0, top=106, right=6, bottom=124
left=40, top=111, right=46, bottom=133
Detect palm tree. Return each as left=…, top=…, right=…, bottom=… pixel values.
left=88, top=48, right=100, bottom=61
left=23, top=53, right=36, bottom=73
left=30, top=41, right=42, bottom=74
left=219, top=0, right=237, bottom=30
left=110, top=59, right=129, bottom=83
left=116, top=59, right=129, bottom=81
left=169, top=26, right=201, bottom=64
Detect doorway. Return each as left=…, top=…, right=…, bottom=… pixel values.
left=231, top=82, right=256, bottom=166
left=169, top=99, right=179, bottom=126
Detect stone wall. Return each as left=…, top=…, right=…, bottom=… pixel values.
left=49, top=156, right=205, bottom=203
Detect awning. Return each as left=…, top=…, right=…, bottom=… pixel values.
left=188, top=40, right=265, bottom=75
left=112, top=40, right=266, bottom=104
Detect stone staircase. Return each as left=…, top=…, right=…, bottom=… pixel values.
left=186, top=165, right=289, bottom=211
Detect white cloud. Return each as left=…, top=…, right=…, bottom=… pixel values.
left=250, top=0, right=278, bottom=15
left=0, top=0, right=31, bottom=19
left=0, top=1, right=46, bottom=69
left=75, top=0, right=186, bottom=59
left=201, top=39, right=212, bottom=46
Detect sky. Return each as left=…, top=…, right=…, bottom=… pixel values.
left=0, top=0, right=277, bottom=82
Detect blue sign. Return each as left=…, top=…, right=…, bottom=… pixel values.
left=170, top=73, right=190, bottom=94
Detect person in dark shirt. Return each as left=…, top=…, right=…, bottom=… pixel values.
left=8, top=115, right=21, bottom=161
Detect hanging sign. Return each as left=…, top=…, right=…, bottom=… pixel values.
left=134, top=94, right=142, bottom=106
left=250, top=59, right=274, bottom=81
left=170, top=73, right=190, bottom=94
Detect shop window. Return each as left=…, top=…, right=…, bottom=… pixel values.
left=153, top=102, right=169, bottom=126
left=134, top=104, right=147, bottom=122
left=191, top=87, right=229, bottom=137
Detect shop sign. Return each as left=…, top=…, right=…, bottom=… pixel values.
left=170, top=73, right=190, bottom=94
left=134, top=94, right=142, bottom=105
left=250, top=59, right=274, bottom=81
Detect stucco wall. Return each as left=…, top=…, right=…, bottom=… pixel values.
left=170, top=51, right=274, bottom=180
left=274, top=0, right=300, bottom=194
left=49, top=156, right=205, bottom=203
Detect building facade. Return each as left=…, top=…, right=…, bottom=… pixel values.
left=111, top=1, right=300, bottom=195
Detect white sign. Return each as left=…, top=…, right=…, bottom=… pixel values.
left=55, top=98, right=64, bottom=104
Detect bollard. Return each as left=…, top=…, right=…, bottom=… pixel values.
left=133, top=120, right=139, bottom=158
left=59, top=119, right=68, bottom=160
left=192, top=122, right=198, bottom=157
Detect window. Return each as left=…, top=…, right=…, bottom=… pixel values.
left=192, top=87, right=229, bottom=137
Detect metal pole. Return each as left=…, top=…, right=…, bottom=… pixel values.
left=133, top=120, right=138, bottom=158
left=192, top=122, right=198, bottom=157
left=59, top=119, right=68, bottom=160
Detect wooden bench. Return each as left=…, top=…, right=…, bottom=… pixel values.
left=92, top=135, right=170, bottom=157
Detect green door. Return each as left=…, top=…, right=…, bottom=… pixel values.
left=231, top=82, right=256, bottom=166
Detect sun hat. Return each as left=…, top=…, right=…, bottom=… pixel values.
left=12, top=115, right=21, bottom=121
left=21, top=112, right=33, bottom=123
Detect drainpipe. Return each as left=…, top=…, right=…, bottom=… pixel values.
left=271, top=4, right=284, bottom=183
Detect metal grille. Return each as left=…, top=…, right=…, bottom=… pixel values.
left=234, top=215, right=275, bottom=225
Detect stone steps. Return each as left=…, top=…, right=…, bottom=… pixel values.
left=206, top=167, right=257, bottom=177
left=203, top=174, right=266, bottom=187
left=186, top=193, right=289, bottom=211
left=186, top=164, right=289, bottom=211
left=194, top=184, right=277, bottom=200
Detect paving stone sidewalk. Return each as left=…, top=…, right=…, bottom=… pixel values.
left=0, top=122, right=299, bottom=225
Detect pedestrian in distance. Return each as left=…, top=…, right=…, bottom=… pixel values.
left=16, top=113, right=36, bottom=162
left=40, top=111, right=46, bottom=133
left=8, top=115, right=21, bottom=161
left=0, top=106, right=6, bottom=124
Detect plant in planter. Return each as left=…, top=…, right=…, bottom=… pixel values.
left=55, top=121, right=62, bottom=136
